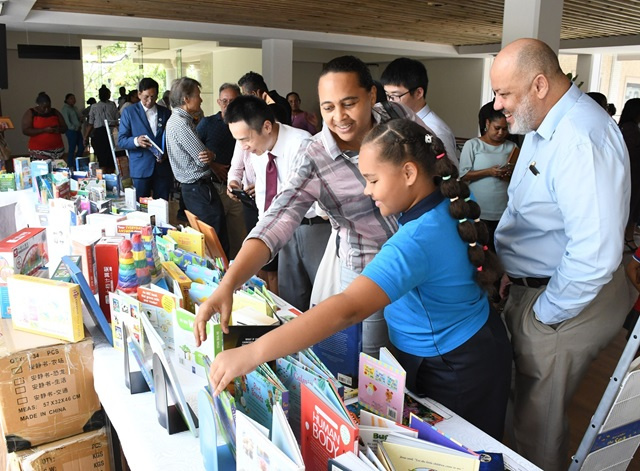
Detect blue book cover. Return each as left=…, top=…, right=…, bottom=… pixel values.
left=295, top=349, right=344, bottom=398
left=311, top=323, right=362, bottom=388
left=185, top=264, right=221, bottom=286
left=276, top=355, right=333, bottom=442
left=234, top=362, right=289, bottom=432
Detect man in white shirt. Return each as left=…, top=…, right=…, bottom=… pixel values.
left=225, top=95, right=331, bottom=310
left=381, top=57, right=459, bottom=166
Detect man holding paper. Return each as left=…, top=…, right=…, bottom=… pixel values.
left=118, top=77, right=173, bottom=201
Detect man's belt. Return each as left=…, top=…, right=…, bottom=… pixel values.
left=508, top=276, right=550, bottom=288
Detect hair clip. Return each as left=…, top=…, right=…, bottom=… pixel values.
left=469, top=242, right=477, bottom=247
left=474, top=218, right=481, bottom=223
left=436, top=153, right=445, bottom=160
left=425, top=135, right=432, bottom=144
left=441, top=175, right=451, bottom=181
left=458, top=218, right=467, bottom=224
left=464, top=197, right=471, bottom=202
left=483, top=245, right=489, bottom=251
left=477, top=266, right=483, bottom=272
left=450, top=196, right=459, bottom=202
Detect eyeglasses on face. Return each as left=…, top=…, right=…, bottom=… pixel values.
left=218, top=99, right=235, bottom=105
left=385, top=88, right=416, bottom=102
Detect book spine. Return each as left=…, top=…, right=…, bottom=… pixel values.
left=127, top=337, right=154, bottom=392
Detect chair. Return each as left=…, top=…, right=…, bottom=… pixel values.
left=183, top=210, right=229, bottom=270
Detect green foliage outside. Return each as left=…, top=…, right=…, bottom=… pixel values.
left=83, top=42, right=166, bottom=103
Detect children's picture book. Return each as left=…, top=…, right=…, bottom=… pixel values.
left=359, top=409, right=418, bottom=452
left=236, top=403, right=304, bottom=471
left=409, top=413, right=479, bottom=457
left=379, top=434, right=481, bottom=471
left=403, top=390, right=447, bottom=426
left=173, top=306, right=222, bottom=378
left=168, top=228, right=205, bottom=257
left=110, top=290, right=143, bottom=352
left=312, top=323, right=362, bottom=388
left=7, top=275, right=84, bottom=342
left=358, top=347, right=406, bottom=424
left=198, top=387, right=236, bottom=471
left=300, top=381, right=359, bottom=471
left=139, top=307, right=199, bottom=437
left=234, top=362, right=289, bottom=431
left=328, top=451, right=377, bottom=471
left=137, top=284, right=178, bottom=348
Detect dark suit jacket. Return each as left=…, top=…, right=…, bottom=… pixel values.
left=118, top=102, right=172, bottom=179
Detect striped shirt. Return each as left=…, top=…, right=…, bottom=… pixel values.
left=165, top=107, right=212, bottom=184
left=248, top=102, right=423, bottom=273
left=87, top=101, right=119, bottom=129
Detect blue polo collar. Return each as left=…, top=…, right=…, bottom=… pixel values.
left=398, top=189, right=444, bottom=225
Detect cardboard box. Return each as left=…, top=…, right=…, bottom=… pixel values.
left=7, top=275, right=84, bottom=342
left=8, top=427, right=111, bottom=471
left=95, top=237, right=123, bottom=323
left=0, top=321, right=102, bottom=452
left=0, top=229, right=48, bottom=319
left=13, top=158, right=31, bottom=190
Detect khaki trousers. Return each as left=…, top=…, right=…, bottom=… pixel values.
left=503, top=264, right=634, bottom=471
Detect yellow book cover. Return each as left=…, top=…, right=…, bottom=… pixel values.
left=167, top=229, right=205, bottom=257
left=380, top=440, right=479, bottom=471
left=7, top=275, right=84, bottom=342
left=162, top=261, right=193, bottom=312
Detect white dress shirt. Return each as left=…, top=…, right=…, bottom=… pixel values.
left=495, top=84, right=630, bottom=324
left=250, top=124, right=315, bottom=219
left=417, top=104, right=459, bottom=167
left=134, top=104, right=158, bottom=147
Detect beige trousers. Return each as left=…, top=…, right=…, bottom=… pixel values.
left=503, top=264, right=635, bottom=471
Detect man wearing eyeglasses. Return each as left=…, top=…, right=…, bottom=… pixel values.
left=381, top=57, right=459, bottom=166
left=196, top=83, right=247, bottom=258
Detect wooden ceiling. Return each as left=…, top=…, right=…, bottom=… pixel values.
left=32, top=0, right=640, bottom=47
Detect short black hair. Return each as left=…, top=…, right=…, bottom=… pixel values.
left=320, top=56, right=374, bottom=91
left=238, top=71, right=268, bottom=94
left=286, top=92, right=300, bottom=101
left=64, top=93, right=75, bottom=102
left=36, top=91, right=51, bottom=105
left=224, top=95, right=275, bottom=132
left=138, top=77, right=159, bottom=93
left=380, top=57, right=429, bottom=96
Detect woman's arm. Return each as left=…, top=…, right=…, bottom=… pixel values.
left=461, top=166, right=506, bottom=182
left=208, top=275, right=390, bottom=395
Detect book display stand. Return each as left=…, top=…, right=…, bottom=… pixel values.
left=570, top=317, right=640, bottom=470
left=153, top=353, right=199, bottom=435
left=198, top=389, right=236, bottom=471
left=123, top=324, right=152, bottom=394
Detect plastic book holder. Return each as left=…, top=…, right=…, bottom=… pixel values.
left=153, top=353, right=199, bottom=435
left=123, top=324, right=152, bottom=394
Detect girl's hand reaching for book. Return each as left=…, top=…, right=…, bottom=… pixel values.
left=193, top=283, right=235, bottom=346
left=209, top=345, right=260, bottom=396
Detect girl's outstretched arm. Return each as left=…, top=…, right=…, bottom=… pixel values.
left=208, top=275, right=390, bottom=396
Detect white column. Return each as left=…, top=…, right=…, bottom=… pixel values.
left=261, top=39, right=293, bottom=94
left=575, top=54, right=594, bottom=92
left=164, top=60, right=176, bottom=92
left=502, top=0, right=564, bottom=52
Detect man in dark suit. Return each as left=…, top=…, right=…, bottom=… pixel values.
left=118, top=77, right=173, bottom=201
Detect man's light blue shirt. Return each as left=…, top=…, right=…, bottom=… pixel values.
left=495, top=84, right=630, bottom=324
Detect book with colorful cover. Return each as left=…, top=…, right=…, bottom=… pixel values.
left=300, top=381, right=359, bottom=471
left=173, top=306, right=222, bottom=378
left=296, top=348, right=344, bottom=398
left=403, top=390, right=446, bottom=426
left=197, top=387, right=236, bottom=471
left=167, top=228, right=205, bottom=257
left=166, top=247, right=213, bottom=273
left=236, top=403, right=303, bottom=471
left=109, top=290, right=143, bottom=352
left=358, top=347, right=406, bottom=424
left=234, top=362, right=289, bottom=431
left=137, top=284, right=178, bottom=348
left=185, top=264, right=221, bottom=286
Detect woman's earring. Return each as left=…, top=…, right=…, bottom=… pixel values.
left=483, top=126, right=487, bottom=132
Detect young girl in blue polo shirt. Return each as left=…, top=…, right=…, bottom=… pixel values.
left=208, top=118, right=512, bottom=439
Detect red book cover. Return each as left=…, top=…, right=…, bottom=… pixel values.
left=95, top=236, right=123, bottom=323
left=300, top=382, right=358, bottom=471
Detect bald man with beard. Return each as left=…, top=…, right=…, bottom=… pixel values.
left=491, top=38, right=635, bottom=470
